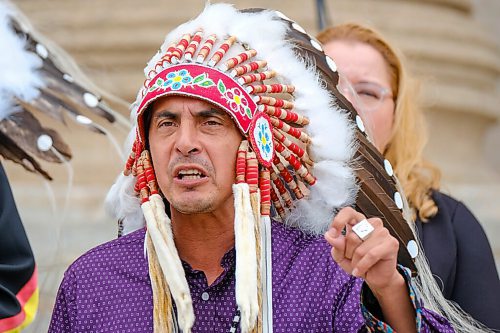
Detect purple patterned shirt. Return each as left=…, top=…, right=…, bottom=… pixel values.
left=49, top=221, right=453, bottom=332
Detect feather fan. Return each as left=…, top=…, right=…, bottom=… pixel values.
left=281, top=16, right=418, bottom=274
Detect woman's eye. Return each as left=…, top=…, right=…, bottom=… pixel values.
left=358, top=90, right=379, bottom=99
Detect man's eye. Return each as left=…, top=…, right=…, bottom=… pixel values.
left=158, top=120, right=175, bottom=127
left=205, top=120, right=222, bottom=126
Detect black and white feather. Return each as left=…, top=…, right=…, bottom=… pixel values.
left=0, top=1, right=124, bottom=180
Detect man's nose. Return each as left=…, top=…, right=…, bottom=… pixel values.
left=174, top=123, right=201, bottom=156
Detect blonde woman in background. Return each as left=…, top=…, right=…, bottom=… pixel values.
left=317, top=23, right=500, bottom=331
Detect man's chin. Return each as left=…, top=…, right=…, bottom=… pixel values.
left=170, top=199, right=214, bottom=215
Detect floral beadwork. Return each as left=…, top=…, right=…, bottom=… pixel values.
left=218, top=79, right=253, bottom=120
left=250, top=114, right=274, bottom=167
left=149, top=69, right=214, bottom=92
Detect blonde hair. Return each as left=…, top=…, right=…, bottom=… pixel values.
left=317, top=23, right=441, bottom=222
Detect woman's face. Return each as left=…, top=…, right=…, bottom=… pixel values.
left=323, top=40, right=395, bottom=153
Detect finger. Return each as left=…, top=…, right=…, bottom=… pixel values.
left=351, top=217, right=382, bottom=242
left=344, top=218, right=381, bottom=259
left=331, top=240, right=349, bottom=265
left=353, top=234, right=399, bottom=278
left=367, top=217, right=383, bottom=229
left=350, top=225, right=388, bottom=266
left=325, top=229, right=346, bottom=258
left=331, top=242, right=353, bottom=273
left=325, top=229, right=353, bottom=272
left=344, top=226, right=363, bottom=260
left=330, top=207, right=365, bottom=238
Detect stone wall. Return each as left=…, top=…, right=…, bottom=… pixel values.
left=6, top=0, right=499, bottom=331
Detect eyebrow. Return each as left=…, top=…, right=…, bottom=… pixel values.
left=356, top=80, right=387, bottom=88
left=197, top=108, right=227, bottom=118
left=152, top=107, right=227, bottom=120
left=152, top=110, right=177, bottom=121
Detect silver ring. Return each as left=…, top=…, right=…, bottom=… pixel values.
left=352, top=219, right=374, bottom=241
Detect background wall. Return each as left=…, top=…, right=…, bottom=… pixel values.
left=5, top=0, right=499, bottom=331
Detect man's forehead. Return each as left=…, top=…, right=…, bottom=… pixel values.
left=151, top=95, right=208, bottom=109
left=149, top=96, right=230, bottom=118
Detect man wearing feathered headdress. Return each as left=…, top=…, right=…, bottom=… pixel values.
left=49, top=4, right=454, bottom=333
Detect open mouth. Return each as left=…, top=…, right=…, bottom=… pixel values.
left=176, top=168, right=207, bottom=180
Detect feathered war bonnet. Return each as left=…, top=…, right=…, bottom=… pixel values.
left=107, top=3, right=418, bottom=332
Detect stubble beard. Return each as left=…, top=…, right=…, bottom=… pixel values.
left=165, top=156, right=218, bottom=214
left=170, top=193, right=216, bottom=214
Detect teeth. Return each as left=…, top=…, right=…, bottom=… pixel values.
left=182, top=175, right=202, bottom=180
left=178, top=169, right=204, bottom=179
left=179, top=169, right=202, bottom=175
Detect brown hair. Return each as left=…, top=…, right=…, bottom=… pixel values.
left=318, top=23, right=441, bottom=221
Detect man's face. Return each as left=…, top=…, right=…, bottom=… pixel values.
left=147, top=95, right=243, bottom=215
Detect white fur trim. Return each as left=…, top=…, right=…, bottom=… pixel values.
left=144, top=194, right=194, bottom=332
left=233, top=183, right=259, bottom=332
left=105, top=172, right=144, bottom=235
left=104, top=126, right=144, bottom=235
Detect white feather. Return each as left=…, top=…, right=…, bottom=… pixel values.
left=0, top=1, right=43, bottom=121
left=312, top=160, right=357, bottom=207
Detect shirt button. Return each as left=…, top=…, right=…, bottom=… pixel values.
left=201, top=292, right=210, bottom=301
